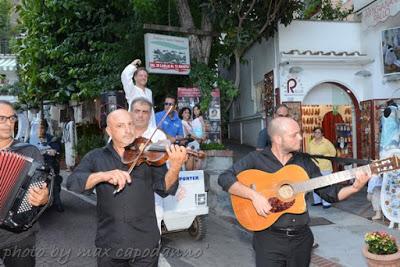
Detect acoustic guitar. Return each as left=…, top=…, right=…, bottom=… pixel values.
left=231, top=156, right=400, bottom=231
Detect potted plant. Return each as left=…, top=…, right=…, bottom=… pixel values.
left=363, top=231, right=400, bottom=266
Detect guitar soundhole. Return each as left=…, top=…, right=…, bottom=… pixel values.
left=269, top=197, right=295, bottom=213
left=278, top=184, right=294, bottom=199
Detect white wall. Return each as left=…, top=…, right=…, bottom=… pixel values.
left=303, top=83, right=353, bottom=105
left=235, top=37, right=276, bottom=119
left=1, top=70, right=18, bottom=84
left=279, top=63, right=369, bottom=103
left=279, top=20, right=363, bottom=54
left=226, top=37, right=277, bottom=145
left=353, top=0, right=375, bottom=11
left=360, top=14, right=400, bottom=99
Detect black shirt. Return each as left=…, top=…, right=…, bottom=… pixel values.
left=218, top=147, right=342, bottom=229
left=0, top=140, right=44, bottom=249
left=67, top=142, right=178, bottom=258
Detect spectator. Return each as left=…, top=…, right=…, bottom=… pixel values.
left=155, top=95, right=184, bottom=144
left=256, top=104, right=290, bottom=151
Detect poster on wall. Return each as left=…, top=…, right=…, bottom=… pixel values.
left=177, top=87, right=201, bottom=110
left=382, top=27, right=400, bottom=76
left=144, top=33, right=190, bottom=75
left=207, top=89, right=222, bottom=143
left=177, top=87, right=222, bottom=144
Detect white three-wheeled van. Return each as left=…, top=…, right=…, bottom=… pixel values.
left=162, top=170, right=208, bottom=240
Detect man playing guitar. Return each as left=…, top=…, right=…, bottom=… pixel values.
left=218, top=117, right=371, bottom=267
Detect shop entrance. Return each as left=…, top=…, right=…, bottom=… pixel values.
left=301, top=82, right=361, bottom=159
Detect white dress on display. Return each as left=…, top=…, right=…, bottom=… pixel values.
left=380, top=105, right=400, bottom=227
left=16, top=111, right=30, bottom=142
left=62, top=121, right=77, bottom=170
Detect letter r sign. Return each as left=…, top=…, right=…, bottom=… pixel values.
left=287, top=79, right=297, bottom=93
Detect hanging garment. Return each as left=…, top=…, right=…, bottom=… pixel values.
left=380, top=105, right=400, bottom=223
left=62, top=121, right=77, bottom=169
left=16, top=111, right=30, bottom=142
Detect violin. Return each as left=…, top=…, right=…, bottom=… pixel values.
left=122, top=137, right=206, bottom=170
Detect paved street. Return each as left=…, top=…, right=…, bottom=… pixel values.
left=14, top=178, right=397, bottom=267
left=32, top=184, right=254, bottom=267
left=2, top=142, right=399, bottom=267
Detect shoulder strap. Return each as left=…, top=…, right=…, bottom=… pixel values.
left=295, top=151, right=370, bottom=165
left=9, top=141, right=34, bottom=152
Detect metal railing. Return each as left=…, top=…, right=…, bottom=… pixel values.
left=0, top=39, right=11, bottom=55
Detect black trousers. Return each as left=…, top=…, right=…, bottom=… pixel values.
left=53, top=174, right=63, bottom=205
left=253, top=226, right=314, bottom=267
left=97, top=247, right=160, bottom=267
left=0, top=235, right=36, bottom=267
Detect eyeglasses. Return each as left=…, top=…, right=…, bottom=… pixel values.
left=164, top=102, right=175, bottom=106
left=0, top=115, right=18, bottom=123
left=277, top=114, right=289, bottom=117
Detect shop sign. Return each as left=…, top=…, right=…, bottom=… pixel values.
left=362, top=0, right=400, bottom=29
left=144, top=33, right=190, bottom=75
left=281, top=75, right=305, bottom=101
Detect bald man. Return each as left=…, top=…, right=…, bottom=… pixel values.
left=219, top=117, right=371, bottom=267
left=67, top=109, right=187, bottom=267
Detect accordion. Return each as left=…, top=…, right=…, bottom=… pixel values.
left=0, top=150, right=53, bottom=231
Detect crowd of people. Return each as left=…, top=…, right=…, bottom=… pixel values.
left=122, top=59, right=207, bottom=149
left=0, top=58, right=374, bottom=267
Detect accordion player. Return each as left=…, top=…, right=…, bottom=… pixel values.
left=0, top=148, right=54, bottom=232
left=0, top=100, right=51, bottom=266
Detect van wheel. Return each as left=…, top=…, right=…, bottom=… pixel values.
left=188, top=215, right=207, bottom=240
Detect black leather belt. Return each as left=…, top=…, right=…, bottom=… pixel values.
left=268, top=226, right=307, bottom=237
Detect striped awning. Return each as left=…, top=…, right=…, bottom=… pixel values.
left=0, top=57, right=17, bottom=71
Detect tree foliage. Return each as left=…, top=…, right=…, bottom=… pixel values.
left=209, top=0, right=303, bottom=111
left=15, top=0, right=137, bottom=106
left=0, top=0, right=12, bottom=39
left=131, top=0, right=191, bottom=109
left=302, top=0, right=353, bottom=20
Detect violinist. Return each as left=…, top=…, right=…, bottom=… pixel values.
left=66, top=108, right=187, bottom=267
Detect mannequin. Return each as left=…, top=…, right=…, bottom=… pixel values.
left=380, top=100, right=400, bottom=229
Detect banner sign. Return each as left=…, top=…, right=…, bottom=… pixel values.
left=144, top=33, right=190, bottom=75
left=362, top=0, right=400, bottom=29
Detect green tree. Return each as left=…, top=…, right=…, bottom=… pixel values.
left=0, top=0, right=12, bottom=39
left=15, top=0, right=137, bottom=106
left=130, top=0, right=191, bottom=109
left=302, top=0, right=353, bottom=20
left=210, top=0, right=303, bottom=111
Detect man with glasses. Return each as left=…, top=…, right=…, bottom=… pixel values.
left=256, top=104, right=290, bottom=151
left=0, top=100, right=49, bottom=267
left=155, top=95, right=184, bottom=144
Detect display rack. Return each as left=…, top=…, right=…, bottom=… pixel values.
left=335, top=123, right=353, bottom=158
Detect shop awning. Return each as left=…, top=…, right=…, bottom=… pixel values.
left=0, top=57, right=17, bottom=71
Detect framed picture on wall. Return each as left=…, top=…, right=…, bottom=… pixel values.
left=382, top=27, right=400, bottom=76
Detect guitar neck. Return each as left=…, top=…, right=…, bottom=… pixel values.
left=292, top=165, right=372, bottom=193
